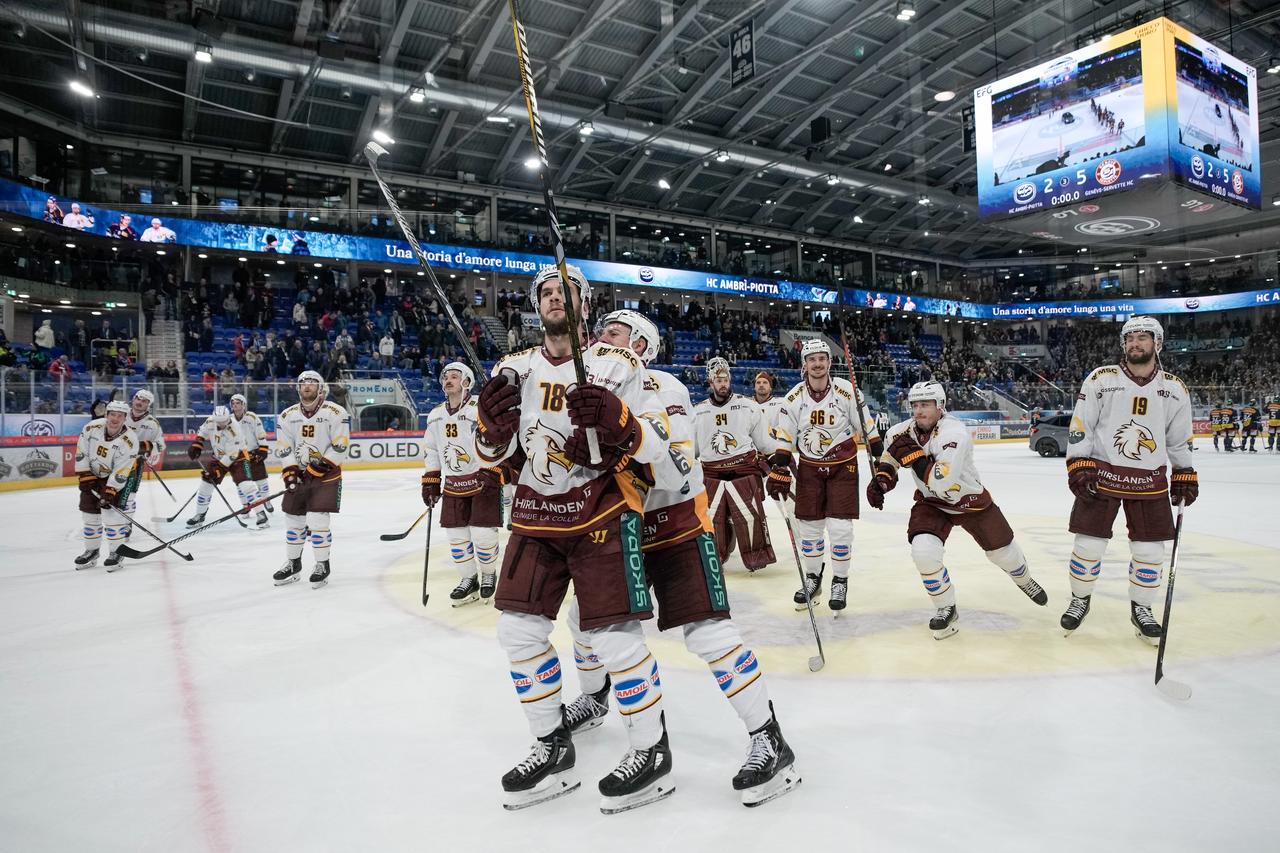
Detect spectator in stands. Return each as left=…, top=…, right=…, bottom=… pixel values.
left=202, top=368, right=217, bottom=404
left=378, top=332, right=396, bottom=369
left=389, top=309, right=406, bottom=343
left=245, top=345, right=264, bottom=381
left=142, top=288, right=158, bottom=336
left=233, top=332, right=246, bottom=363
left=218, top=365, right=237, bottom=401
left=507, top=325, right=518, bottom=352
left=34, top=319, right=55, bottom=352
left=223, top=290, right=240, bottom=325
left=307, top=341, right=327, bottom=373
left=114, top=346, right=133, bottom=376
left=47, top=354, right=71, bottom=382
left=287, top=339, right=306, bottom=376
left=200, top=318, right=214, bottom=353
left=69, top=319, right=89, bottom=365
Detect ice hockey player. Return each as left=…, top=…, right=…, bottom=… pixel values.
left=767, top=338, right=882, bottom=614
left=693, top=357, right=779, bottom=572
left=230, top=394, right=272, bottom=513
left=1061, top=316, right=1198, bottom=645
left=1210, top=401, right=1231, bottom=452
left=73, top=400, right=139, bottom=571
left=751, top=369, right=788, bottom=435
left=1221, top=399, right=1240, bottom=452
left=421, top=361, right=501, bottom=606
left=562, top=311, right=799, bottom=808
left=186, top=405, right=265, bottom=528
left=1240, top=399, right=1261, bottom=453
left=474, top=265, right=676, bottom=813
left=272, top=370, right=350, bottom=588
left=866, top=381, right=1048, bottom=638
left=1266, top=396, right=1280, bottom=452
left=117, top=388, right=166, bottom=539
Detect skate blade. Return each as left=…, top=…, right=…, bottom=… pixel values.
left=274, top=575, right=301, bottom=587
left=599, top=778, right=675, bottom=815
left=502, top=773, right=580, bottom=811
left=794, top=597, right=821, bottom=611
left=931, top=624, right=959, bottom=640
left=741, top=765, right=802, bottom=808
left=570, top=716, right=607, bottom=735
left=105, top=562, right=123, bottom=573
left=451, top=592, right=481, bottom=607
left=73, top=560, right=99, bottom=571
left=1133, top=628, right=1160, bottom=647
left=311, top=578, right=329, bottom=589
left=829, top=606, right=845, bottom=619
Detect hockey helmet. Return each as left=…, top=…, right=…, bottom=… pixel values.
left=706, top=357, right=731, bottom=381
left=907, top=381, right=947, bottom=409
left=212, top=405, right=232, bottom=424
left=599, top=309, right=660, bottom=364
left=1121, top=315, right=1163, bottom=352
left=440, top=361, right=475, bottom=390
left=800, top=338, right=830, bottom=361
left=230, top=393, right=247, bottom=408
left=132, top=388, right=155, bottom=406
left=297, top=369, right=328, bottom=400
left=530, top=264, right=592, bottom=318
left=105, top=400, right=130, bottom=415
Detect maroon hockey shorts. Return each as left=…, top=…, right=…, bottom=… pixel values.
left=907, top=500, right=1015, bottom=551
left=794, top=457, right=860, bottom=521
left=282, top=467, right=343, bottom=515
left=646, top=532, right=731, bottom=631
left=440, top=479, right=502, bottom=529
left=1068, top=494, right=1175, bottom=542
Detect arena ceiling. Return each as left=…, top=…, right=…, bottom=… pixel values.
left=1, top=0, right=1278, bottom=262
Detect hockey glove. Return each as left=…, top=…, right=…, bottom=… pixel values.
left=306, top=457, right=333, bottom=479
left=282, top=465, right=303, bottom=492
left=565, top=430, right=630, bottom=472
left=478, top=466, right=505, bottom=488
left=99, top=486, right=119, bottom=509
left=1066, top=458, right=1099, bottom=500
left=888, top=432, right=930, bottom=480
left=766, top=465, right=793, bottom=501
left=867, top=434, right=885, bottom=461
left=138, top=440, right=153, bottom=456
left=566, top=385, right=642, bottom=450
left=78, top=473, right=102, bottom=501
left=476, top=373, right=521, bottom=448
left=1170, top=468, right=1198, bottom=507
left=865, top=460, right=898, bottom=510
left=421, top=470, right=441, bottom=507
left=187, top=442, right=202, bottom=460
left=250, top=446, right=269, bottom=464
left=200, top=461, right=226, bottom=485
left=147, top=449, right=163, bottom=468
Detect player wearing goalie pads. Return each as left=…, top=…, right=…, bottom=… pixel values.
left=230, top=394, right=272, bottom=512
left=421, top=362, right=501, bottom=606
left=867, top=382, right=1048, bottom=639
left=73, top=401, right=139, bottom=571
left=694, top=358, right=779, bottom=571
left=185, top=405, right=266, bottom=528
left=272, top=371, right=350, bottom=588
left=1061, top=316, right=1197, bottom=645
left=768, top=338, right=882, bottom=614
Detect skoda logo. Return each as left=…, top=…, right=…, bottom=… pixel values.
left=1190, top=155, right=1205, bottom=178
left=20, top=419, right=55, bottom=437
left=1014, top=182, right=1036, bottom=204
left=1184, top=298, right=1201, bottom=310
left=638, top=267, right=654, bottom=283
left=1074, top=216, right=1160, bottom=237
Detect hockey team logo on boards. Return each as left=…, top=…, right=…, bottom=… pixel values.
left=1112, top=419, right=1157, bottom=460
left=1074, top=216, right=1160, bottom=237
left=17, top=448, right=58, bottom=479
left=638, top=267, right=655, bottom=283
left=442, top=443, right=471, bottom=473
left=1191, top=154, right=1205, bottom=178
left=1232, top=171, right=1245, bottom=194
left=19, top=419, right=55, bottom=437
left=1013, top=182, right=1037, bottom=204
left=1095, top=158, right=1122, bottom=186
left=0, top=457, right=11, bottom=479
left=710, top=431, right=738, bottom=455
left=1185, top=298, right=1201, bottom=310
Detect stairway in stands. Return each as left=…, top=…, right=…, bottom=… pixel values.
left=480, top=316, right=510, bottom=354
left=144, top=318, right=186, bottom=412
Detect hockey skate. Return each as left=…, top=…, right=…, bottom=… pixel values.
left=563, top=675, right=611, bottom=735
left=1017, top=577, right=1049, bottom=606
left=449, top=575, right=480, bottom=606
left=828, top=575, right=848, bottom=617
left=1061, top=594, right=1091, bottom=635
left=733, top=702, right=800, bottom=807
left=310, top=561, right=330, bottom=589
left=185, top=511, right=207, bottom=527
left=598, top=717, right=675, bottom=815
left=253, top=510, right=269, bottom=529
left=930, top=605, right=959, bottom=640
left=1131, top=602, right=1162, bottom=646
left=501, top=727, right=579, bottom=811
left=73, top=548, right=100, bottom=571
left=103, top=552, right=124, bottom=573
left=480, top=572, right=497, bottom=602
left=273, top=557, right=302, bottom=586
left=793, top=567, right=823, bottom=611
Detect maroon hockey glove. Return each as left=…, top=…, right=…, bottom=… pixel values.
left=250, top=446, right=269, bottom=464
left=865, top=461, right=898, bottom=510
left=187, top=442, right=202, bottom=460
left=565, top=430, right=630, bottom=472
left=478, top=466, right=505, bottom=488
left=1066, top=458, right=1099, bottom=500
left=79, top=473, right=102, bottom=501
left=765, top=465, right=792, bottom=501
left=566, top=385, right=640, bottom=450
left=476, top=373, right=521, bottom=447
left=421, top=470, right=441, bottom=507
left=888, top=432, right=930, bottom=480
left=867, top=435, right=884, bottom=460
left=283, top=465, right=303, bottom=492
left=99, top=486, right=119, bottom=509
left=1170, top=468, right=1198, bottom=507
left=306, top=457, right=333, bottom=479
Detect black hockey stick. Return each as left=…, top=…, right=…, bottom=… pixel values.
left=380, top=508, right=429, bottom=542
left=199, top=460, right=249, bottom=528
left=145, top=459, right=176, bottom=500
left=116, top=491, right=285, bottom=560
left=839, top=323, right=880, bottom=476
left=422, top=504, right=434, bottom=607
left=507, top=0, right=601, bottom=464
left=92, top=491, right=193, bottom=562
left=1155, top=501, right=1191, bottom=701
left=773, top=496, right=825, bottom=672
left=152, top=486, right=197, bottom=522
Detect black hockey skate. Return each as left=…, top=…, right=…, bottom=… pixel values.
left=828, top=574, right=848, bottom=616
left=1061, top=594, right=1091, bottom=635
left=563, top=675, right=611, bottom=735
left=73, top=549, right=99, bottom=571
left=930, top=605, right=959, bottom=640
left=273, top=557, right=302, bottom=586
left=501, top=726, right=579, bottom=811
left=598, top=716, right=675, bottom=815
left=793, top=566, right=823, bottom=611
left=185, top=511, right=207, bottom=527
left=103, top=552, right=124, bottom=573
left=480, top=572, right=497, bottom=602
left=733, top=702, right=801, bottom=807
left=310, top=561, right=330, bottom=589
left=1017, top=577, right=1049, bottom=606
left=450, top=575, right=480, bottom=606
left=253, top=510, right=269, bottom=529
left=1131, top=602, right=1162, bottom=646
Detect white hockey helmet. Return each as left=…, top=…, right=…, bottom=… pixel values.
left=706, top=356, right=731, bottom=381
left=530, top=263, right=592, bottom=318
left=105, top=400, right=130, bottom=415
left=599, top=309, right=661, bottom=364
left=800, top=338, right=830, bottom=361
left=212, top=405, right=232, bottom=424
left=1121, top=315, right=1163, bottom=352
left=230, top=393, right=247, bottom=408
left=132, top=388, right=154, bottom=407
left=440, top=361, right=474, bottom=390
left=297, top=369, right=328, bottom=400
left=907, top=380, right=946, bottom=408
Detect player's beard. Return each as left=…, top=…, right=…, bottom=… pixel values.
left=710, top=387, right=731, bottom=404
left=542, top=313, right=570, bottom=337
left=1126, top=347, right=1155, bottom=366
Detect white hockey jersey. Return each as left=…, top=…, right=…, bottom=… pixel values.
left=478, top=342, right=668, bottom=538
left=124, top=411, right=166, bottom=461
left=776, top=377, right=879, bottom=463
left=232, top=411, right=268, bottom=454
left=275, top=400, right=351, bottom=472
left=881, top=414, right=991, bottom=512
left=754, top=394, right=789, bottom=441
left=640, top=368, right=711, bottom=549
left=194, top=417, right=252, bottom=466
left=75, top=419, right=139, bottom=489
left=693, top=393, right=778, bottom=474
left=423, top=394, right=493, bottom=496
left=1066, top=363, right=1193, bottom=499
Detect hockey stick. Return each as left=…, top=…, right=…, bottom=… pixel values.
left=92, top=491, right=193, bottom=562
left=838, top=324, right=880, bottom=477
left=145, top=459, right=176, bottom=500
left=422, top=504, right=434, bottom=607
left=506, top=0, right=601, bottom=464
left=380, top=508, right=430, bottom=542
left=772, top=496, right=825, bottom=672
left=152, top=486, right=196, bottom=522
left=1155, top=501, right=1191, bottom=701
left=116, top=491, right=285, bottom=560
left=200, top=460, right=249, bottom=528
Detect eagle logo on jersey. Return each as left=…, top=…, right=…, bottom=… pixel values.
left=525, top=420, right=573, bottom=485
left=442, top=443, right=472, bottom=473
left=710, top=431, right=738, bottom=455
left=1113, top=419, right=1157, bottom=460
left=799, top=427, right=833, bottom=457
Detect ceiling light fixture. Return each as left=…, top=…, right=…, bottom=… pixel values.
left=69, top=79, right=95, bottom=98
left=934, top=90, right=955, bottom=102
left=194, top=44, right=213, bottom=64
left=409, top=87, right=426, bottom=104
left=371, top=129, right=395, bottom=145
left=524, top=156, right=541, bottom=170
left=578, top=120, right=594, bottom=136
left=896, top=1, right=916, bottom=22
left=657, top=178, right=671, bottom=190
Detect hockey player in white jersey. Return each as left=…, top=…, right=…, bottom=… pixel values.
left=117, top=389, right=166, bottom=540
left=694, top=358, right=778, bottom=572
left=73, top=401, right=139, bottom=571
left=474, top=265, right=676, bottom=813
left=768, top=338, right=882, bottom=614
left=230, top=394, right=272, bottom=515
left=421, top=362, right=502, bottom=606
left=867, top=381, right=1048, bottom=638
left=751, top=369, right=788, bottom=437
left=273, top=370, right=350, bottom=588
left=185, top=405, right=266, bottom=528
left=1061, top=316, right=1197, bottom=644
left=561, top=311, right=799, bottom=808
